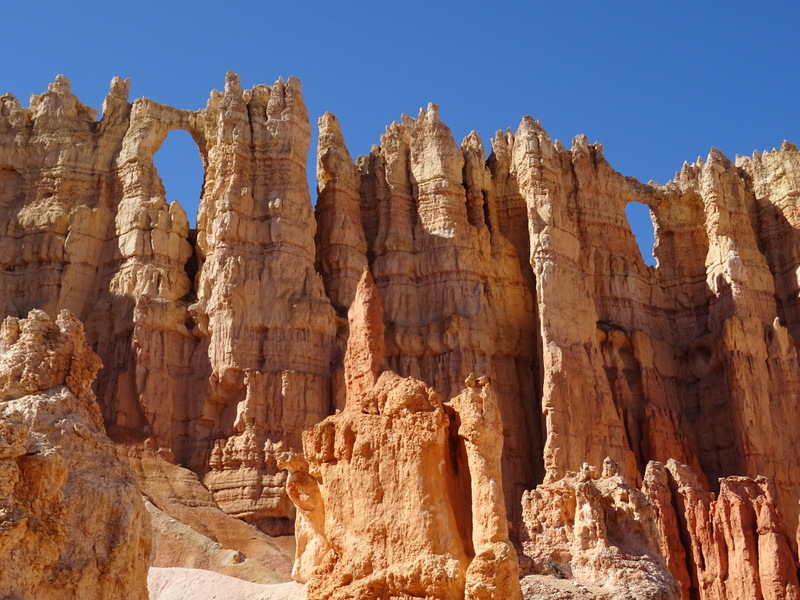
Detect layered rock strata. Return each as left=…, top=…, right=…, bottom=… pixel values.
left=0, top=73, right=336, bottom=534
left=2, top=75, right=800, bottom=597
left=0, top=309, right=150, bottom=599
left=314, top=105, right=800, bottom=549
left=642, top=459, right=800, bottom=600
left=315, top=108, right=542, bottom=523
left=505, top=128, right=800, bottom=544
left=282, top=270, right=522, bottom=600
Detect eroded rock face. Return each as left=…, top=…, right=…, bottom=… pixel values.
left=282, top=270, right=521, bottom=600
left=519, top=459, right=680, bottom=600
left=3, top=75, right=800, bottom=598
left=507, top=130, right=800, bottom=549
left=0, top=309, right=150, bottom=599
left=0, top=73, right=336, bottom=534
left=643, top=460, right=800, bottom=600
left=316, top=107, right=542, bottom=524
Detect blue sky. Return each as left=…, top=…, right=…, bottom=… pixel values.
left=3, top=1, right=799, bottom=263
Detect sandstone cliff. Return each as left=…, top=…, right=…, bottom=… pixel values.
left=316, top=109, right=542, bottom=525
left=519, top=459, right=680, bottom=600
left=2, top=74, right=800, bottom=597
left=0, top=73, right=335, bottom=536
left=0, top=309, right=150, bottom=599
left=642, top=460, right=800, bottom=600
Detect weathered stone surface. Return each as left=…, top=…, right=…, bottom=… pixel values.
left=0, top=309, right=150, bottom=599
left=519, top=458, right=680, bottom=600
left=0, top=73, right=336, bottom=535
left=283, top=270, right=521, bottom=599
left=643, top=459, right=800, bottom=600
left=3, top=76, right=800, bottom=598
left=504, top=120, right=800, bottom=552
left=316, top=105, right=543, bottom=525
left=196, top=73, right=337, bottom=534
left=447, top=379, right=522, bottom=600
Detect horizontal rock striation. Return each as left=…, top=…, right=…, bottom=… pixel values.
left=2, top=74, right=800, bottom=596
left=316, top=108, right=543, bottom=525
left=0, top=73, right=336, bottom=534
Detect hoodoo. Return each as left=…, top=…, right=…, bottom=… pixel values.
left=1, top=73, right=799, bottom=598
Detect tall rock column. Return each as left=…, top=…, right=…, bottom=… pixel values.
left=98, top=95, right=198, bottom=453
left=315, top=105, right=542, bottom=523
left=315, top=112, right=367, bottom=314
left=511, top=119, right=639, bottom=482
left=673, top=149, right=800, bottom=545
left=196, top=73, right=337, bottom=534
left=283, top=269, right=522, bottom=600
left=448, top=378, right=522, bottom=600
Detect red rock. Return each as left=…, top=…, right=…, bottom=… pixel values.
left=643, top=459, right=800, bottom=600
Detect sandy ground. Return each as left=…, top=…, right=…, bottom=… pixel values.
left=148, top=567, right=306, bottom=600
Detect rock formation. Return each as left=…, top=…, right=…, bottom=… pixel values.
left=125, top=450, right=295, bottom=583
left=642, top=460, right=800, bottom=600
left=0, top=73, right=336, bottom=535
left=315, top=108, right=542, bottom=525
left=519, top=459, right=680, bottom=600
left=0, top=309, right=150, bottom=599
left=282, top=269, right=522, bottom=599
left=2, top=74, right=800, bottom=598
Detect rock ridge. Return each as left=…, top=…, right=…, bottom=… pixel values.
left=2, top=74, right=800, bottom=597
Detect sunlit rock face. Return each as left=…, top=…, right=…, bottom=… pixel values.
left=0, top=73, right=336, bottom=536
left=642, top=460, right=800, bottom=600
left=519, top=458, right=681, bottom=600
left=2, top=74, right=800, bottom=597
left=0, top=309, right=150, bottom=600
left=281, top=269, right=522, bottom=600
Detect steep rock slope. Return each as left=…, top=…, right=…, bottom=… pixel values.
left=316, top=108, right=543, bottom=523
left=317, top=107, right=800, bottom=550
left=0, top=73, right=335, bottom=534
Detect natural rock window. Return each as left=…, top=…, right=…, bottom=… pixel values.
left=153, top=129, right=204, bottom=228
left=625, top=201, right=657, bottom=266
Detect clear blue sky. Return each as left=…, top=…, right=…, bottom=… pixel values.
left=3, top=1, right=798, bottom=264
